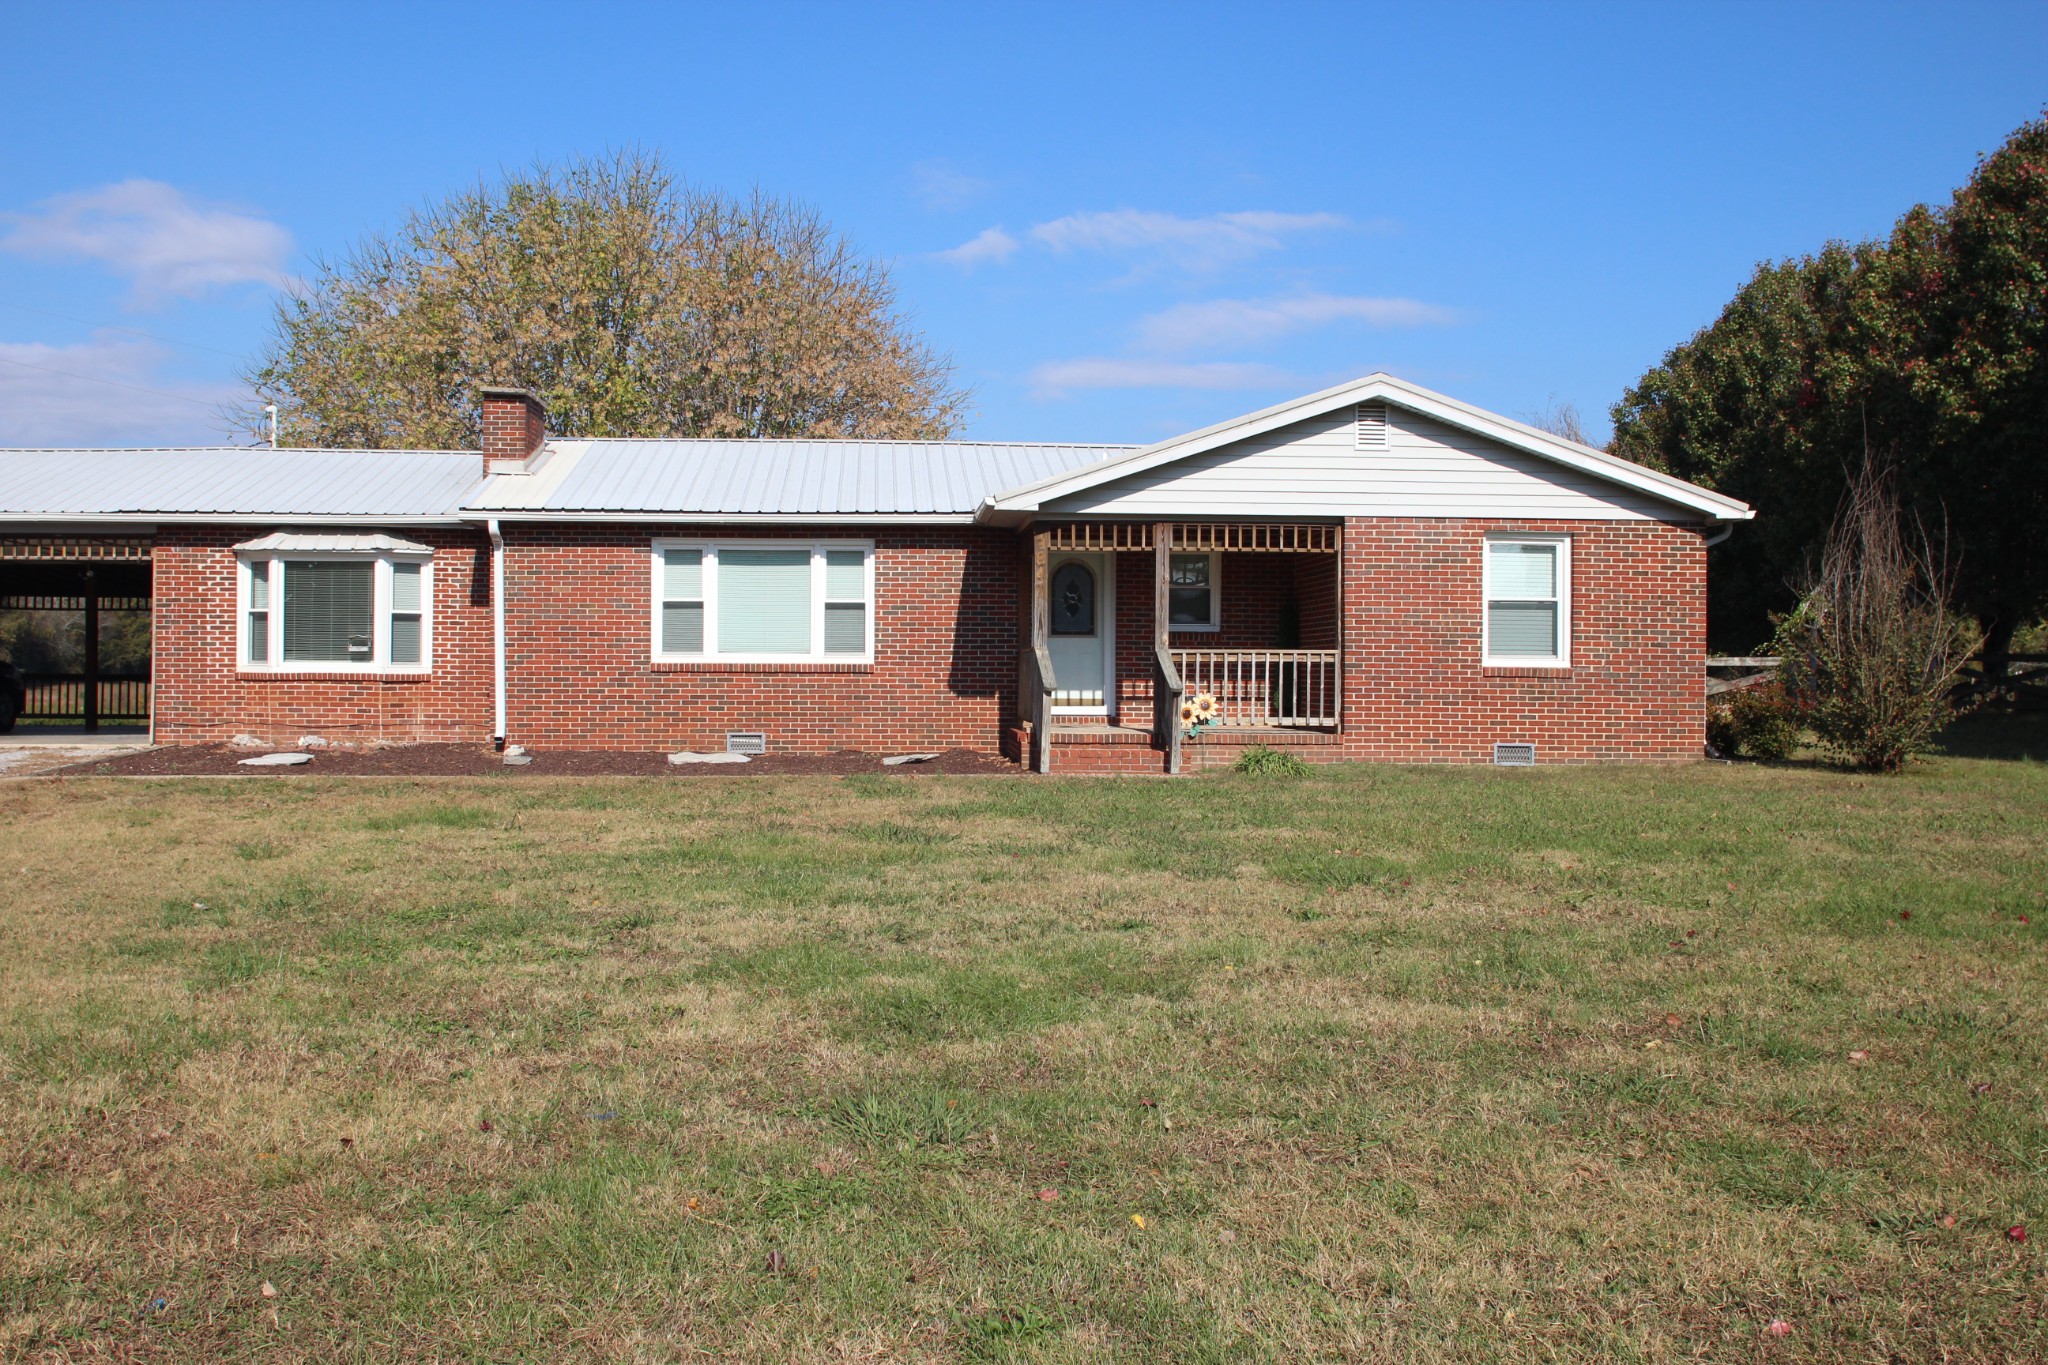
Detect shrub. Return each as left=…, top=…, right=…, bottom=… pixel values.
left=1773, top=462, right=1978, bottom=772
left=1712, top=683, right=1801, bottom=761
left=1234, top=745, right=1310, bottom=777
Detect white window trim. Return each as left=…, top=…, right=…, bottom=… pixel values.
left=650, top=538, right=876, bottom=665
left=1166, top=551, right=1222, bottom=634
left=236, top=551, right=435, bottom=674
left=1481, top=534, right=1571, bottom=668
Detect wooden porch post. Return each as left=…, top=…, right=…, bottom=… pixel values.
left=1153, top=522, right=1183, bottom=774
left=1030, top=528, right=1053, bottom=774
left=1332, top=521, right=1345, bottom=740
left=82, top=566, right=99, bottom=732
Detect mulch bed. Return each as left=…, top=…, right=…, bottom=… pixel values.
left=52, top=744, right=1020, bottom=779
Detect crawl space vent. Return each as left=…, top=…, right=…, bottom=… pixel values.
left=1355, top=403, right=1389, bottom=450
left=1493, top=742, right=1536, bottom=767
left=725, top=732, right=768, bottom=755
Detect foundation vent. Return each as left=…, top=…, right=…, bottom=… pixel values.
left=1492, top=742, right=1536, bottom=767
left=725, top=732, right=768, bottom=755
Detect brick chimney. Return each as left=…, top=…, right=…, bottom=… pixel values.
left=479, top=385, right=547, bottom=469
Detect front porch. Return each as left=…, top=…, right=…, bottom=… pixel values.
left=1018, top=521, right=1341, bottom=773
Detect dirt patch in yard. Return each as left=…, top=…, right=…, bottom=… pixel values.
left=50, top=742, right=1019, bottom=778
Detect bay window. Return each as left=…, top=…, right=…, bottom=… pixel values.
left=236, top=536, right=434, bottom=671
left=653, top=540, right=874, bottom=663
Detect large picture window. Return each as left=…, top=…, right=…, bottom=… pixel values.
left=1482, top=536, right=1570, bottom=667
left=237, top=546, right=434, bottom=671
left=652, top=540, right=874, bottom=663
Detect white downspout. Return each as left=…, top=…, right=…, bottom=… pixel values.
left=488, top=518, right=506, bottom=745
left=1703, top=523, right=1734, bottom=549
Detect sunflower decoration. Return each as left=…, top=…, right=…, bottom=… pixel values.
left=1179, top=691, right=1223, bottom=738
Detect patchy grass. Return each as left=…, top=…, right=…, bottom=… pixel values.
left=2, top=752, right=2045, bottom=1362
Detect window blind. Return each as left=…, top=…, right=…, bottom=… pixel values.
left=717, top=548, right=811, bottom=654
left=282, top=560, right=374, bottom=663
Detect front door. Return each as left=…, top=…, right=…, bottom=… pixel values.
left=1047, top=551, right=1113, bottom=715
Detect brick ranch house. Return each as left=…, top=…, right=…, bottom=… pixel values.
left=0, top=374, right=1752, bottom=772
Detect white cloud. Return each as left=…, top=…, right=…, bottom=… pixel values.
left=1029, top=209, right=1346, bottom=272
left=934, top=225, right=1021, bottom=267
left=939, top=208, right=1350, bottom=273
left=0, top=179, right=293, bottom=307
left=1028, top=357, right=1297, bottom=399
left=910, top=159, right=990, bottom=211
left=1135, top=293, right=1458, bottom=353
left=0, top=334, right=243, bottom=445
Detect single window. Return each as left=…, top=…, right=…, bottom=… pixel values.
left=823, top=549, right=867, bottom=655
left=652, top=541, right=874, bottom=663
left=1168, top=553, right=1219, bottom=630
left=283, top=560, right=375, bottom=663
left=718, top=548, right=812, bottom=655
left=1484, top=538, right=1569, bottom=665
left=246, top=560, right=270, bottom=664
left=660, top=547, right=705, bottom=654
left=390, top=562, right=423, bottom=665
left=1050, top=561, right=1096, bottom=636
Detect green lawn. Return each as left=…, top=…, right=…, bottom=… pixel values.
left=2, top=740, right=2045, bottom=1361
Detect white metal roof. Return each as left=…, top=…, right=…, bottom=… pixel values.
left=982, top=373, right=1755, bottom=523
left=468, top=438, right=1136, bottom=519
left=233, top=531, right=435, bottom=554
left=0, top=447, right=481, bottom=523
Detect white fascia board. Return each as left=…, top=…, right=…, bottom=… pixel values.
left=461, top=511, right=977, bottom=525
left=982, top=373, right=1755, bottom=523
left=0, top=513, right=470, bottom=526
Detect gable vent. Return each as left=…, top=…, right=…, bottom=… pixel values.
left=1355, top=403, right=1389, bottom=450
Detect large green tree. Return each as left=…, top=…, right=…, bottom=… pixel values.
left=242, top=153, right=968, bottom=448
left=1611, top=115, right=2048, bottom=658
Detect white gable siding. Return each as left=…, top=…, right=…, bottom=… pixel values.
left=1041, top=406, right=1689, bottom=522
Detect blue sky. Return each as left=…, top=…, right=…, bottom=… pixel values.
left=1, top=1, right=2042, bottom=448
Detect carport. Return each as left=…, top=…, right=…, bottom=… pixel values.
left=0, top=536, right=152, bottom=730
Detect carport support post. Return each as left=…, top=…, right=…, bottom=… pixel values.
left=82, top=567, right=99, bottom=732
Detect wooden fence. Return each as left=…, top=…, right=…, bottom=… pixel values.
left=21, top=674, right=152, bottom=725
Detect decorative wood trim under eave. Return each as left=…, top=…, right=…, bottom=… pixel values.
left=646, top=661, right=874, bottom=674
left=236, top=670, right=434, bottom=684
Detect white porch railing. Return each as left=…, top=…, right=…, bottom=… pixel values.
left=1172, top=649, right=1339, bottom=729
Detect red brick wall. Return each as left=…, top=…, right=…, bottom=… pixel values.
left=1337, top=517, right=1704, bottom=763
left=1052, top=517, right=1707, bottom=770
left=502, top=524, right=1019, bottom=751
left=146, top=516, right=1704, bottom=765
left=150, top=528, right=495, bottom=744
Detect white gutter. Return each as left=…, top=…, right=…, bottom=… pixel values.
left=488, top=518, right=506, bottom=745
